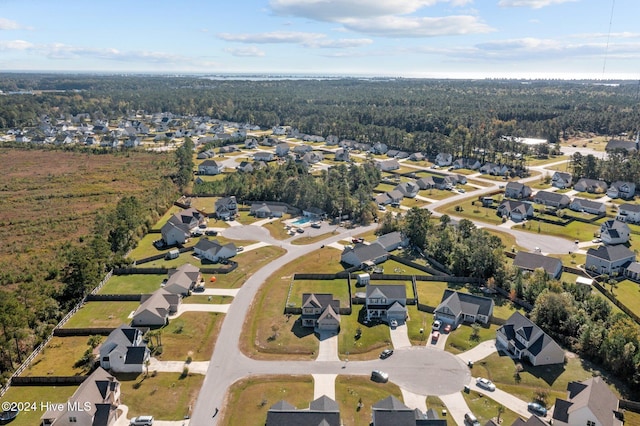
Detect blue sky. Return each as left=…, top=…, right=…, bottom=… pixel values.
left=0, top=0, right=638, bottom=79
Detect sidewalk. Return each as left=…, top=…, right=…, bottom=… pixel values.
left=439, top=392, right=472, bottom=426
left=400, top=388, right=427, bottom=413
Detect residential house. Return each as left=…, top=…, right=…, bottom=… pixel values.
left=617, top=203, right=640, bottom=223
left=341, top=243, right=389, bottom=268
left=301, top=151, right=324, bottom=164
left=99, top=325, right=150, bottom=374
left=131, top=289, right=180, bottom=327
left=605, top=138, right=638, bottom=154
left=219, top=144, right=239, bottom=153
left=123, top=136, right=140, bottom=148
left=396, top=151, right=410, bottom=159
left=160, top=208, right=206, bottom=246
left=434, top=290, right=494, bottom=327
left=416, top=176, right=452, bottom=191
left=496, top=312, right=565, bottom=366
left=513, top=251, right=563, bottom=279
left=409, top=152, right=425, bottom=161
left=574, top=178, right=608, bottom=194
left=452, top=157, right=481, bottom=170
left=194, top=238, right=237, bottom=263
left=197, top=149, right=215, bottom=159
left=552, top=171, right=573, bottom=189
left=244, top=138, right=258, bottom=149
left=275, top=142, right=290, bottom=157
left=551, top=377, right=623, bottom=426
left=585, top=245, right=636, bottom=275
left=334, top=148, right=350, bottom=162
left=40, top=367, right=121, bottom=426
left=481, top=162, right=510, bottom=176
left=624, top=262, right=640, bottom=282
left=504, top=182, right=532, bottom=199
left=164, top=263, right=201, bottom=296
left=301, top=293, right=340, bottom=332
left=599, top=219, right=630, bottom=245
left=272, top=126, right=287, bottom=135
left=374, top=189, right=404, bottom=206
left=372, top=142, right=389, bottom=155
left=302, top=207, right=325, bottom=220
left=365, top=284, right=408, bottom=324
left=325, top=135, right=340, bottom=145
left=386, top=149, right=400, bottom=158
left=533, top=191, right=571, bottom=208
left=570, top=198, right=606, bottom=215
left=372, top=396, right=446, bottom=426
left=250, top=202, right=287, bottom=218
left=266, top=395, right=341, bottom=426
left=293, top=144, right=312, bottom=155
left=607, top=181, right=635, bottom=200
left=374, top=231, right=409, bottom=252
left=435, top=152, right=453, bottom=166
left=395, top=181, right=420, bottom=198
left=215, top=196, right=238, bottom=220
left=496, top=200, right=534, bottom=221
left=253, top=151, right=275, bottom=162
left=198, top=159, right=223, bottom=175
left=377, top=159, right=400, bottom=171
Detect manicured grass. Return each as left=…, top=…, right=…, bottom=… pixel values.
left=445, top=323, right=499, bottom=355
left=289, top=279, right=350, bottom=307
left=117, top=371, right=204, bottom=420
left=611, top=279, right=640, bottom=318
left=290, top=231, right=335, bottom=245
left=237, top=210, right=283, bottom=226
left=418, top=189, right=457, bottom=201
left=23, top=336, right=94, bottom=377
left=0, top=385, right=76, bottom=425
left=139, top=250, right=199, bottom=268
left=375, top=183, right=396, bottom=192
left=415, top=281, right=449, bottom=307
left=183, top=295, right=233, bottom=304
left=491, top=298, right=527, bottom=321
left=439, top=199, right=504, bottom=225
left=525, top=155, right=569, bottom=166
left=63, top=302, right=139, bottom=328
left=406, top=305, right=435, bottom=345
left=241, top=247, right=344, bottom=359
left=218, top=375, right=314, bottom=426
left=157, top=312, right=223, bottom=361
left=335, top=375, right=404, bottom=426
left=462, top=390, right=519, bottom=425
left=425, top=396, right=456, bottom=425
left=202, top=245, right=286, bottom=289
left=339, top=306, right=391, bottom=360
left=151, top=205, right=182, bottom=231
left=98, top=274, right=166, bottom=294
left=129, top=233, right=170, bottom=259
left=263, top=217, right=297, bottom=240
left=515, top=218, right=600, bottom=241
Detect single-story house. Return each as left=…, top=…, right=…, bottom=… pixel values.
left=513, top=251, right=563, bottom=279
left=198, top=159, right=223, bottom=175
left=250, top=202, right=287, bottom=218
left=624, top=262, right=640, bottom=282
left=266, top=396, right=341, bottom=426
left=374, top=189, right=404, bottom=206
left=39, top=367, right=121, bottom=426
left=194, top=238, right=237, bottom=263
left=374, top=231, right=409, bottom=252
left=244, top=138, right=258, bottom=149
left=99, top=325, right=150, bottom=374
left=409, top=152, right=425, bottom=161
left=504, top=182, right=532, bottom=199
left=376, top=159, right=400, bottom=171
left=573, top=178, right=608, bottom=194
left=551, top=377, right=623, bottom=426
left=365, top=284, right=408, bottom=324
left=301, top=293, right=340, bottom=331
left=496, top=200, right=534, bottom=221
left=585, top=244, right=636, bottom=275
left=607, top=181, right=635, bottom=200
left=340, top=243, right=389, bottom=268
left=394, top=181, right=419, bottom=198
left=617, top=203, right=640, bottom=223
left=533, top=191, right=570, bottom=208
left=293, top=144, right=312, bottom=155
left=372, top=396, right=446, bottom=426
left=452, top=157, right=481, bottom=170
left=301, top=151, right=324, bottom=164
left=253, top=152, right=275, bottom=162
left=569, top=198, right=606, bottom=215
left=600, top=219, right=631, bottom=245
left=434, top=290, right=494, bottom=327
left=552, top=171, right=572, bottom=189
left=131, top=289, right=180, bottom=327
left=164, top=263, right=201, bottom=295
left=372, top=142, right=388, bottom=155
left=435, top=152, right=452, bottom=166
left=275, top=142, right=290, bottom=157
left=215, top=196, right=238, bottom=220
left=605, top=138, right=638, bottom=154
left=386, top=149, right=399, bottom=158
left=496, top=312, right=565, bottom=366
left=303, top=207, right=325, bottom=220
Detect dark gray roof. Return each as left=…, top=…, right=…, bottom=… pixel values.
left=343, top=242, right=389, bottom=265
left=586, top=244, right=635, bottom=262
left=124, top=346, right=148, bottom=364
left=367, top=284, right=407, bottom=300
left=606, top=139, right=637, bottom=152
left=571, top=198, right=604, bottom=211
left=534, top=190, right=569, bottom=204
left=620, top=203, right=640, bottom=213
left=498, top=312, right=562, bottom=357
left=513, top=251, right=562, bottom=278
left=438, top=290, right=494, bottom=318
left=266, top=396, right=341, bottom=426
left=553, top=377, right=621, bottom=426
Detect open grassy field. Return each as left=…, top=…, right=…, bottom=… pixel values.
left=0, top=148, right=176, bottom=287
left=335, top=375, right=404, bottom=426
left=157, top=312, right=223, bottom=361
left=0, top=385, right=76, bottom=425
left=439, top=198, right=504, bottom=225
left=118, top=371, right=204, bottom=420
left=218, top=375, right=315, bottom=426
left=97, top=274, right=165, bottom=294
left=241, top=246, right=345, bottom=359
left=63, top=301, right=139, bottom=328
left=22, top=336, right=93, bottom=377
left=289, top=279, right=350, bottom=307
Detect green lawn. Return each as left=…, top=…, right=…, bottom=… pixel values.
left=462, top=390, right=520, bottom=425
left=201, top=246, right=286, bottom=289
left=335, top=375, right=404, bottom=426
left=415, top=281, right=449, bottom=307
left=218, top=376, right=314, bottom=426
left=23, top=336, right=94, bottom=377
left=445, top=323, right=499, bottom=355
left=151, top=205, right=182, bottom=231
left=406, top=305, right=435, bottom=345
left=157, top=312, right=223, bottom=361
left=339, top=306, right=391, bottom=360
left=63, top=302, right=139, bottom=328
left=129, top=233, right=170, bottom=259
left=611, top=279, right=640, bottom=318
left=117, top=371, right=204, bottom=421
left=182, top=294, right=233, bottom=304
left=439, top=199, right=504, bottom=225
left=98, top=274, right=166, bottom=294
left=0, top=385, right=76, bottom=425
left=289, top=279, right=351, bottom=307
left=418, top=189, right=457, bottom=201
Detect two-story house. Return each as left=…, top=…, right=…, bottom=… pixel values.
left=198, top=159, right=223, bottom=175
left=600, top=219, right=631, bottom=245
left=585, top=245, right=636, bottom=275
left=513, top=251, right=563, bottom=279
left=160, top=208, right=206, bottom=246
left=551, top=171, right=572, bottom=189
left=99, top=325, right=150, bottom=374
left=215, top=196, right=238, bottom=220
left=301, top=293, right=340, bottom=332
left=617, top=203, right=640, bottom=223
left=496, top=312, right=564, bottom=366
left=574, top=178, right=608, bottom=194
left=504, top=182, right=532, bottom=199
left=496, top=200, right=534, bottom=222
left=364, top=284, right=407, bottom=325
left=551, top=377, right=623, bottom=426
left=607, top=181, right=635, bottom=200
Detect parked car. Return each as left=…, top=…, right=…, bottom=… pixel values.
left=464, top=412, right=480, bottom=426
left=311, top=222, right=321, bottom=229
left=476, top=377, right=496, bottom=391
left=296, top=228, right=304, bottom=233
left=205, top=229, right=218, bottom=236
left=443, top=324, right=452, bottom=333
left=527, top=402, right=547, bottom=416
left=432, top=320, right=442, bottom=330
left=390, top=319, right=398, bottom=327
left=370, top=370, right=389, bottom=383
left=592, top=238, right=601, bottom=243
left=431, top=331, right=440, bottom=343
left=130, top=416, right=154, bottom=426
left=379, top=349, right=394, bottom=359
left=236, top=246, right=244, bottom=252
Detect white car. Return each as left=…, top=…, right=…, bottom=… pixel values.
left=432, top=320, right=442, bottom=330
left=390, top=319, right=398, bottom=327
left=130, top=416, right=154, bottom=426
left=476, top=377, right=496, bottom=391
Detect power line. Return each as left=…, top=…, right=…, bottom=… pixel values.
left=602, top=0, right=616, bottom=77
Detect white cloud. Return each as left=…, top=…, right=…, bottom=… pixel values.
left=269, top=0, right=473, bottom=21
left=342, top=15, right=494, bottom=37
left=0, top=39, right=32, bottom=50
left=218, top=31, right=372, bottom=48
left=225, top=46, right=265, bottom=57
left=0, top=17, right=23, bottom=30
left=498, top=0, right=578, bottom=9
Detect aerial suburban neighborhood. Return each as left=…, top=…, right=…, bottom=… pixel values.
left=1, top=76, right=640, bottom=426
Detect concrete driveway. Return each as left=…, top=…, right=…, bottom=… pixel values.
left=389, top=323, right=411, bottom=348
left=199, top=288, right=240, bottom=297
left=439, top=392, right=473, bottom=426
left=400, top=388, right=427, bottom=413
left=316, top=331, right=340, bottom=362
left=457, top=340, right=497, bottom=363
left=170, top=303, right=230, bottom=318
left=312, top=374, right=337, bottom=399
left=469, top=376, right=533, bottom=419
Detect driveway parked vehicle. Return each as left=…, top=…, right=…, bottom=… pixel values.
left=432, top=320, right=442, bottom=330
left=130, top=416, right=154, bottom=426
left=370, top=370, right=389, bottom=383
left=476, top=377, right=496, bottom=391
left=431, top=331, right=440, bottom=343
left=390, top=319, right=398, bottom=328
left=527, top=402, right=547, bottom=416
left=379, top=349, right=394, bottom=359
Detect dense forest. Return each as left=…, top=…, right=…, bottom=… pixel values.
left=1, top=74, right=639, bottom=157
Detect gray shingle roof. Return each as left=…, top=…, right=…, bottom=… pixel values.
left=438, top=290, right=494, bottom=318
left=586, top=244, right=635, bottom=262
left=513, top=251, right=562, bottom=278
